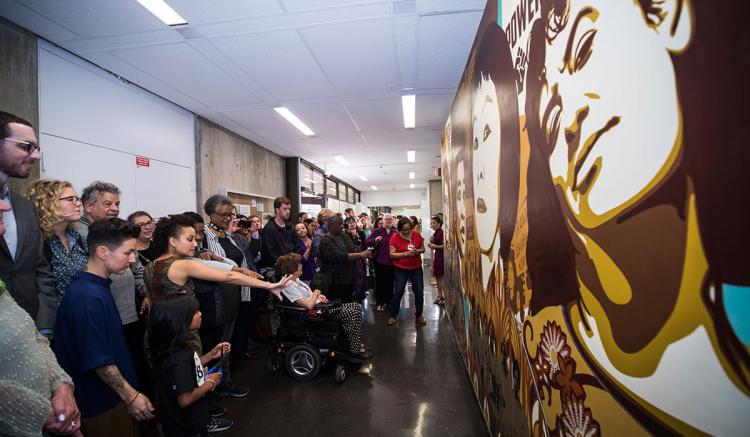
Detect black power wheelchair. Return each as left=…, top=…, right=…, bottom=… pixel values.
left=262, top=269, right=364, bottom=384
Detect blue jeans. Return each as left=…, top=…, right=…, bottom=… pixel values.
left=389, top=267, right=424, bottom=317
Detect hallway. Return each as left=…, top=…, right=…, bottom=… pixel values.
left=223, top=279, right=487, bottom=437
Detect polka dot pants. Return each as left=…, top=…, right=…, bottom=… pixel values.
left=325, top=302, right=363, bottom=354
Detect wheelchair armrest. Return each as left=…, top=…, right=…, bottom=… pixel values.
left=275, top=304, right=308, bottom=313
left=314, top=299, right=342, bottom=310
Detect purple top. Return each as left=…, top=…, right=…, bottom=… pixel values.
left=299, top=240, right=317, bottom=281
left=365, top=226, right=398, bottom=265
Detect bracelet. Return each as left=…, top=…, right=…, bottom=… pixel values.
left=206, top=379, right=216, bottom=390
left=128, top=392, right=140, bottom=405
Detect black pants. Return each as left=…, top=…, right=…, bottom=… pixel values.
left=374, top=262, right=395, bottom=306
left=231, top=301, right=253, bottom=358
left=328, top=283, right=354, bottom=303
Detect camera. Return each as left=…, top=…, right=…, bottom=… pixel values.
left=238, top=220, right=253, bottom=228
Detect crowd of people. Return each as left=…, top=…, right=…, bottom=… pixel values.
left=0, top=111, right=445, bottom=437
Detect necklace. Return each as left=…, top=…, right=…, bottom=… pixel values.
left=207, top=221, right=225, bottom=236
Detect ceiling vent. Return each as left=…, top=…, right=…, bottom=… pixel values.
left=175, top=26, right=204, bottom=40
left=393, top=0, right=416, bottom=15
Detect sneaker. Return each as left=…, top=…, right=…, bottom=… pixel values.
left=387, top=317, right=396, bottom=326
left=215, top=383, right=249, bottom=398
left=207, top=417, right=233, bottom=433
left=210, top=407, right=228, bottom=418
left=415, top=316, right=427, bottom=326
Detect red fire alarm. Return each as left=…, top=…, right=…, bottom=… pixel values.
left=136, top=156, right=150, bottom=167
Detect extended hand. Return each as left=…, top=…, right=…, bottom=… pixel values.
left=140, top=297, right=151, bottom=315
left=275, top=274, right=292, bottom=288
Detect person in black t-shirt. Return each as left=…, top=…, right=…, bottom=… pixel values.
left=148, top=295, right=233, bottom=436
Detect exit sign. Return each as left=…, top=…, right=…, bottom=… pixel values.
left=136, top=156, right=150, bottom=167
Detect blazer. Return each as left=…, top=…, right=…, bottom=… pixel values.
left=0, top=190, right=58, bottom=331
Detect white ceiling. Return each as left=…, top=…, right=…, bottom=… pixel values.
left=0, top=0, right=483, bottom=191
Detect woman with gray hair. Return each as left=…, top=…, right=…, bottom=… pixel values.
left=365, top=213, right=398, bottom=312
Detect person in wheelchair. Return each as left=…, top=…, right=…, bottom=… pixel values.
left=275, top=253, right=372, bottom=361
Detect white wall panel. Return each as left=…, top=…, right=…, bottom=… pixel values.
left=39, top=42, right=196, bottom=217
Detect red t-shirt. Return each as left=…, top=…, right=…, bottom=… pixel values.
left=389, top=231, right=424, bottom=270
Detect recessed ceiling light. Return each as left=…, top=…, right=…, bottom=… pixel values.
left=410, top=183, right=415, bottom=189
left=334, top=155, right=350, bottom=166
left=370, top=185, right=378, bottom=191
left=136, top=0, right=187, bottom=26
left=273, top=107, right=315, bottom=136
left=402, top=94, right=415, bottom=129
left=409, top=172, right=415, bottom=179
left=358, top=175, right=368, bottom=181
left=407, top=150, right=415, bottom=163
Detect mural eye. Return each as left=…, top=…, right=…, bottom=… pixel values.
left=483, top=124, right=492, bottom=141
left=474, top=138, right=479, bottom=150
left=573, top=28, right=596, bottom=73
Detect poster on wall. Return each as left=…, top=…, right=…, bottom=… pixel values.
left=441, top=0, right=749, bottom=435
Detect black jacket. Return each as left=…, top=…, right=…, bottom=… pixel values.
left=260, top=219, right=298, bottom=268
left=0, top=190, right=58, bottom=331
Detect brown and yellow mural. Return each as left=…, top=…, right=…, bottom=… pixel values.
left=441, top=1, right=750, bottom=435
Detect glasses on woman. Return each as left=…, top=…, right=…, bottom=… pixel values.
left=213, top=212, right=234, bottom=219
left=135, top=220, right=154, bottom=228
left=59, top=195, right=80, bottom=203
left=3, top=138, right=41, bottom=155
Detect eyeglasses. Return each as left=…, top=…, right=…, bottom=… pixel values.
left=59, top=195, right=80, bottom=203
left=135, top=220, right=154, bottom=228
left=213, top=212, right=234, bottom=219
left=3, top=138, right=41, bottom=155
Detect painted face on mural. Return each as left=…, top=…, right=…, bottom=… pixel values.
left=538, top=0, right=692, bottom=227
left=472, top=74, right=501, bottom=252
left=455, top=160, right=467, bottom=257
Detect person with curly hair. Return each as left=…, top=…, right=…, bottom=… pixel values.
left=27, top=179, right=87, bottom=302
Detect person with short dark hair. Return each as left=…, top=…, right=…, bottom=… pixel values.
left=344, top=208, right=356, bottom=221
left=298, top=211, right=308, bottom=222
left=0, top=111, right=57, bottom=336
left=318, top=215, right=373, bottom=303
left=427, top=216, right=445, bottom=305
left=260, top=196, right=298, bottom=269
left=54, top=218, right=155, bottom=435
left=127, top=211, right=158, bottom=265
left=387, top=217, right=426, bottom=327
left=365, top=213, right=397, bottom=312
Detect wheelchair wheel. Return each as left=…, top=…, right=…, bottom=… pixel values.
left=334, top=364, right=347, bottom=384
left=285, top=344, right=321, bottom=381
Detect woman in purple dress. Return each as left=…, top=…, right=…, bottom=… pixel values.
left=428, top=216, right=445, bottom=305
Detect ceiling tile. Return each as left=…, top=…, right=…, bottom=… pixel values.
left=0, top=1, right=81, bottom=41
left=214, top=30, right=336, bottom=101
left=171, top=0, right=285, bottom=24
left=416, top=94, right=453, bottom=128
left=418, top=11, right=482, bottom=89
left=111, top=42, right=259, bottom=108
left=301, top=18, right=399, bottom=95
left=344, top=96, right=404, bottom=132
left=280, top=0, right=381, bottom=12
left=222, top=107, right=307, bottom=141
left=284, top=102, right=358, bottom=135
left=20, top=0, right=166, bottom=39
left=393, top=15, right=417, bottom=89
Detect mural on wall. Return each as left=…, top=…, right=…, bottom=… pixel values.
left=441, top=0, right=750, bottom=435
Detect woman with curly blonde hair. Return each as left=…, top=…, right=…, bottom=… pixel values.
left=27, top=179, right=87, bottom=300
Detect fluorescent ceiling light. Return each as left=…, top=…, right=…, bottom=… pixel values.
left=370, top=185, right=378, bottom=191
left=409, top=172, right=415, bottom=179
left=410, top=184, right=415, bottom=189
left=358, top=175, right=368, bottom=181
left=334, top=155, right=350, bottom=166
left=273, top=107, right=315, bottom=136
left=136, top=0, right=187, bottom=26
left=402, top=94, right=415, bottom=128
left=407, top=150, right=415, bottom=163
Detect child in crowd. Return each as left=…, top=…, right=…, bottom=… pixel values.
left=148, top=295, right=233, bottom=436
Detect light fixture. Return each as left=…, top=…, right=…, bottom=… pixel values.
left=410, top=183, right=415, bottom=189
left=409, top=172, right=415, bottom=179
left=136, top=0, right=187, bottom=26
left=402, top=94, right=415, bottom=128
left=273, top=107, right=315, bottom=136
left=370, top=185, right=378, bottom=191
left=358, top=175, right=368, bottom=181
left=407, top=150, right=415, bottom=163
left=334, top=155, right=350, bottom=166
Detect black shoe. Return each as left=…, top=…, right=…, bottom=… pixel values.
left=207, top=417, right=233, bottom=433
left=215, top=384, right=249, bottom=398
left=210, top=407, right=228, bottom=418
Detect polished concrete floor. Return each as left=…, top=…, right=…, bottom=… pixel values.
left=221, top=277, right=488, bottom=437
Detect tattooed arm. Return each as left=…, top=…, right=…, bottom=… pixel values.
left=95, top=365, right=155, bottom=420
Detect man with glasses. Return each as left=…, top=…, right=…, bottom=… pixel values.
left=0, top=111, right=57, bottom=337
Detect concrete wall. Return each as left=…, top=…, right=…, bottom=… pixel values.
left=196, top=117, right=285, bottom=214
left=0, top=17, right=39, bottom=193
